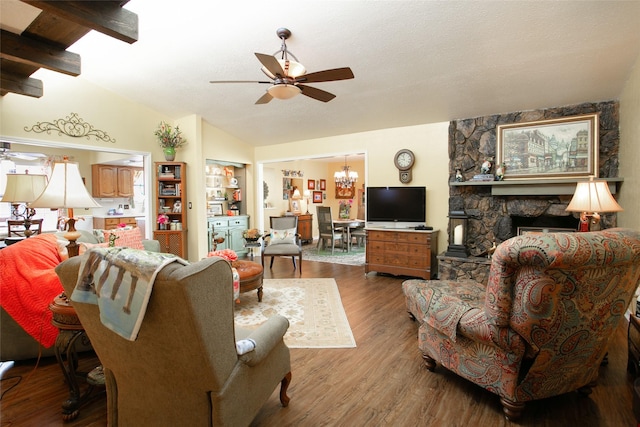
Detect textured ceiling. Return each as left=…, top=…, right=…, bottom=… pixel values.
left=3, top=0, right=640, bottom=147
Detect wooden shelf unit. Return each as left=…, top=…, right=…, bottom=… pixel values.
left=365, top=229, right=438, bottom=279
left=153, top=162, right=187, bottom=258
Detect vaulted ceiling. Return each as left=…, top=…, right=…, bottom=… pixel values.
left=1, top=1, right=639, bottom=147
left=0, top=0, right=138, bottom=98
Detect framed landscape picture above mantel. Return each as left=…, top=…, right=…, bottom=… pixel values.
left=496, top=113, right=598, bottom=180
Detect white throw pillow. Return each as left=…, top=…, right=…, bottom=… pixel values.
left=269, top=228, right=297, bottom=245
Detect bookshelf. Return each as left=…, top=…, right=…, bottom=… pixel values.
left=154, top=162, right=187, bottom=258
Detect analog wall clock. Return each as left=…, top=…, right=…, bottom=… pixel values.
left=394, top=149, right=415, bottom=183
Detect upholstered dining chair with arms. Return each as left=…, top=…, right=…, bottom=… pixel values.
left=316, top=206, right=344, bottom=254
left=55, top=254, right=292, bottom=426
left=403, top=228, right=640, bottom=421
left=262, top=216, right=302, bottom=275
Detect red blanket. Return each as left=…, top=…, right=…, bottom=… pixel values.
left=0, top=234, right=63, bottom=347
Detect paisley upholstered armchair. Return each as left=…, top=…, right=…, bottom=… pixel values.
left=403, top=228, right=640, bottom=421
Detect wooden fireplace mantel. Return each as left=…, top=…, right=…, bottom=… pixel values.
left=450, top=177, right=623, bottom=196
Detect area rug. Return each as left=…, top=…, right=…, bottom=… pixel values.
left=234, top=278, right=356, bottom=349
left=302, top=243, right=365, bottom=266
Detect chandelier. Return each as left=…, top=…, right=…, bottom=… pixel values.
left=334, top=156, right=358, bottom=189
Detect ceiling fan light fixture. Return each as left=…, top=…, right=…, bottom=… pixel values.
left=268, top=84, right=301, bottom=100
left=261, top=59, right=307, bottom=79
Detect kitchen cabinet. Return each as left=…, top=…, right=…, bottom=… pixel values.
left=91, top=164, right=141, bottom=198
left=208, top=216, right=249, bottom=255
left=94, top=216, right=137, bottom=230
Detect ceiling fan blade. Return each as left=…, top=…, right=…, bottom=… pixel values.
left=255, top=91, right=273, bottom=104
left=255, top=53, right=285, bottom=77
left=209, top=80, right=272, bottom=84
left=298, top=85, right=336, bottom=102
left=296, top=67, right=354, bottom=83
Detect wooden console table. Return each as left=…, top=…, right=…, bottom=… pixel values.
left=365, top=229, right=438, bottom=279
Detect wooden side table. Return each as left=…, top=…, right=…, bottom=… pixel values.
left=49, top=293, right=104, bottom=421
left=297, top=214, right=313, bottom=244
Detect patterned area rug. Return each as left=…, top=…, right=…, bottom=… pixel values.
left=302, top=242, right=365, bottom=266
left=234, top=278, right=356, bottom=348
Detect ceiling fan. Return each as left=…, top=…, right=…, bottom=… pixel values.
left=209, top=28, right=354, bottom=104
left=0, top=143, right=47, bottom=162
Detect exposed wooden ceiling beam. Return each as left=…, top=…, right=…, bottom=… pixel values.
left=1, top=71, right=43, bottom=98
left=1, top=29, right=81, bottom=76
left=21, top=0, right=138, bottom=44
left=1, top=1, right=137, bottom=98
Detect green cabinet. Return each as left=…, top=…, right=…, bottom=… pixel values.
left=208, top=216, right=250, bottom=255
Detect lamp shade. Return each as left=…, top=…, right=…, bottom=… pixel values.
left=292, top=187, right=302, bottom=199
left=261, top=59, right=306, bottom=79
left=1, top=173, right=48, bottom=203
left=30, top=160, right=101, bottom=209
left=566, top=179, right=623, bottom=213
left=267, top=84, right=301, bottom=100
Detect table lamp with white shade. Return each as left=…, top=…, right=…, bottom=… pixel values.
left=30, top=157, right=101, bottom=256
left=1, top=171, right=48, bottom=237
left=565, top=177, right=623, bottom=231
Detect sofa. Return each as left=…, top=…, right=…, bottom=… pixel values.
left=0, top=229, right=160, bottom=361
left=403, top=228, right=640, bottom=421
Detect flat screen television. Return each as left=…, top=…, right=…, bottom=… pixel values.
left=366, top=186, right=426, bottom=228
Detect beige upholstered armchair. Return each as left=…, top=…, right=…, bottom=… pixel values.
left=262, top=216, right=302, bottom=275
left=56, top=255, right=292, bottom=426
left=403, top=228, right=640, bottom=421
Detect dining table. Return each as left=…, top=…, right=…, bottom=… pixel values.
left=333, top=218, right=365, bottom=252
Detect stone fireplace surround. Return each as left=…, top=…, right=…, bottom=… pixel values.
left=447, top=100, right=620, bottom=258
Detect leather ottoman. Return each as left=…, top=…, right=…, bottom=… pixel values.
left=231, top=260, right=264, bottom=302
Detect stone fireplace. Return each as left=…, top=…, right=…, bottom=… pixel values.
left=447, top=100, right=621, bottom=258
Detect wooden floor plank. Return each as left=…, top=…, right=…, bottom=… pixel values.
left=1, top=255, right=636, bottom=426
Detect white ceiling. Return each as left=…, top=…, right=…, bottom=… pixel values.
left=3, top=1, right=640, bottom=147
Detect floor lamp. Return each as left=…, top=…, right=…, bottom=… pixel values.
left=565, top=177, right=623, bottom=231
left=30, top=157, right=101, bottom=257
left=0, top=172, right=48, bottom=237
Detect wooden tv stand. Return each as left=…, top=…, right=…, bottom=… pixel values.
left=365, top=228, right=438, bottom=279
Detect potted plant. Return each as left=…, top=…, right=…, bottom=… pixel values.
left=155, top=121, right=186, bottom=161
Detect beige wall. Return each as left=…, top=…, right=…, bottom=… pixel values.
left=619, top=54, right=640, bottom=231
left=255, top=122, right=451, bottom=254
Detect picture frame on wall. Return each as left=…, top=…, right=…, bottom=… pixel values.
left=313, top=191, right=323, bottom=203
left=320, top=179, right=326, bottom=190
left=335, top=185, right=356, bottom=199
left=496, top=113, right=598, bottom=180
left=308, top=179, right=315, bottom=190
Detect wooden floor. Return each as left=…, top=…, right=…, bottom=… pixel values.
left=1, top=255, right=637, bottom=426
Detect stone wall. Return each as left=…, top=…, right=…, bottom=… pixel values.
left=448, top=101, right=620, bottom=256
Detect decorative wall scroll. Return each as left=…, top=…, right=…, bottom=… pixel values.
left=24, top=112, right=116, bottom=143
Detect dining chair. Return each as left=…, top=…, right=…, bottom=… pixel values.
left=7, top=219, right=43, bottom=238
left=316, top=206, right=344, bottom=254
left=262, top=216, right=302, bottom=275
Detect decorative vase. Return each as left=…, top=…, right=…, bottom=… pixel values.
left=163, top=147, right=176, bottom=161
